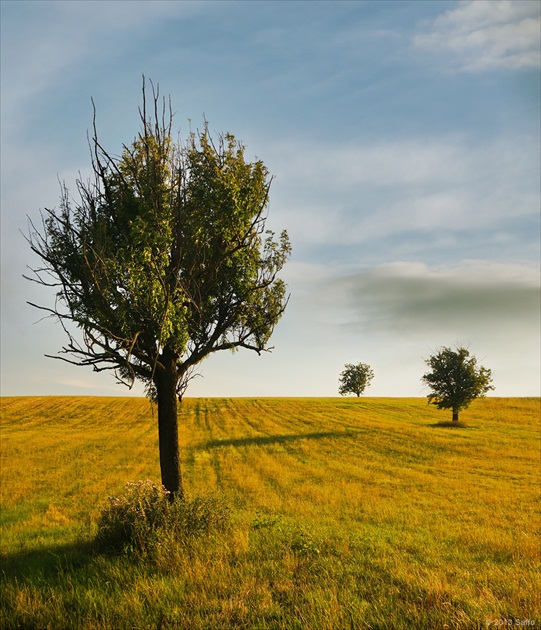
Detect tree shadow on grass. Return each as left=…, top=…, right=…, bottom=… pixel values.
left=1, top=539, right=95, bottom=581
left=427, top=421, right=473, bottom=429
left=201, top=430, right=360, bottom=450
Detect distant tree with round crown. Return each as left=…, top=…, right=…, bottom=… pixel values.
left=422, top=346, right=494, bottom=423
left=338, top=362, right=374, bottom=397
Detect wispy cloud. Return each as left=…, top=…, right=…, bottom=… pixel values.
left=413, top=0, right=540, bottom=72
left=0, top=1, right=203, bottom=136
left=267, top=133, right=539, bottom=251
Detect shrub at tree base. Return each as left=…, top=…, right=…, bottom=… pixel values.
left=95, top=480, right=230, bottom=554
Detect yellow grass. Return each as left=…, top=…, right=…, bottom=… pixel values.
left=1, top=396, right=539, bottom=629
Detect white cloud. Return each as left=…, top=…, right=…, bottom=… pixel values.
left=267, top=133, right=539, bottom=248
left=413, top=0, right=540, bottom=71
left=271, top=137, right=469, bottom=188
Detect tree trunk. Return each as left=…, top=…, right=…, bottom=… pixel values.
left=452, top=408, right=459, bottom=423
left=155, top=351, right=183, bottom=498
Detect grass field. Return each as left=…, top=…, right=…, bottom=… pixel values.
left=1, top=396, right=539, bottom=629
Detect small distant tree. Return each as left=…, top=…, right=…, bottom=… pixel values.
left=338, top=362, right=374, bottom=397
left=422, top=346, right=494, bottom=423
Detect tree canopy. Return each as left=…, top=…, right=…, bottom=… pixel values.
left=25, top=81, right=291, bottom=495
left=422, top=346, right=494, bottom=422
left=338, top=363, right=374, bottom=397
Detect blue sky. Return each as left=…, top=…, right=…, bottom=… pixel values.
left=1, top=0, right=539, bottom=397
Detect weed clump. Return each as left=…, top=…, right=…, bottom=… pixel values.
left=95, top=480, right=230, bottom=554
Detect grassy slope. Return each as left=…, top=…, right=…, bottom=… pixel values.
left=1, top=396, right=539, bottom=629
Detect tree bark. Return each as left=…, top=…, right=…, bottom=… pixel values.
left=452, top=408, right=459, bottom=423
left=155, top=351, right=183, bottom=498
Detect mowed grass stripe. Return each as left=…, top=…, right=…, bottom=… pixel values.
left=1, top=397, right=161, bottom=541
left=181, top=399, right=383, bottom=514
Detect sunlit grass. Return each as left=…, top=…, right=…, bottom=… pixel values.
left=1, top=396, right=539, bottom=628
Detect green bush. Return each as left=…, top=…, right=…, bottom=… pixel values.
left=95, top=480, right=230, bottom=554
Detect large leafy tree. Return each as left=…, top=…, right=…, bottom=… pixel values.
left=338, top=362, right=374, bottom=397
left=422, top=346, right=494, bottom=423
left=25, top=82, right=291, bottom=497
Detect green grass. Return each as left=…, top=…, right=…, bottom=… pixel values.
left=1, top=396, right=540, bottom=629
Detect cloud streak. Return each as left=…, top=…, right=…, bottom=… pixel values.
left=0, top=1, right=205, bottom=139
left=267, top=133, right=539, bottom=253
left=413, top=0, right=541, bottom=72
left=306, top=261, right=540, bottom=363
